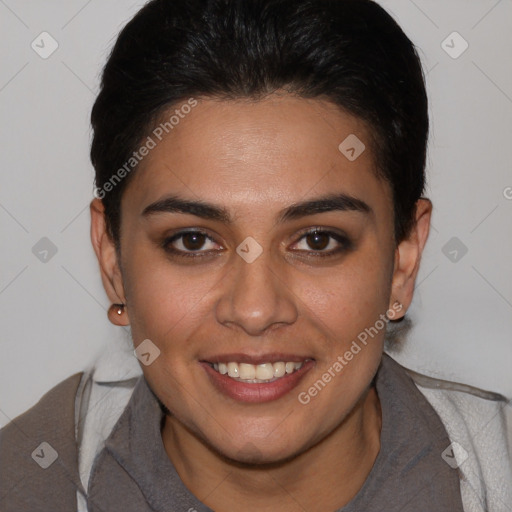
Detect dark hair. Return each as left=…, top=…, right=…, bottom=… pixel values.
left=91, top=0, right=429, bottom=249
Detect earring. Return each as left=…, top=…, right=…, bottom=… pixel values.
left=109, top=303, right=125, bottom=316
left=107, top=302, right=128, bottom=326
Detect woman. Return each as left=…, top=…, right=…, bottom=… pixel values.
left=1, top=0, right=510, bottom=511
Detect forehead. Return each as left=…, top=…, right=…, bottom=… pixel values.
left=122, top=94, right=392, bottom=222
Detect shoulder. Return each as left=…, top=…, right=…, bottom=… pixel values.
left=399, top=362, right=512, bottom=512
left=0, top=372, right=86, bottom=511
left=404, top=364, right=510, bottom=443
left=0, top=372, right=85, bottom=454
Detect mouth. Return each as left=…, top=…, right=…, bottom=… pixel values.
left=207, top=360, right=309, bottom=383
left=200, top=356, right=315, bottom=403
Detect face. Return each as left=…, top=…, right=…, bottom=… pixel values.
left=92, top=93, right=427, bottom=464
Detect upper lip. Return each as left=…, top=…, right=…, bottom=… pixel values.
left=201, top=353, right=314, bottom=365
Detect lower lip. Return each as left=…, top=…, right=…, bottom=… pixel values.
left=201, top=361, right=314, bottom=403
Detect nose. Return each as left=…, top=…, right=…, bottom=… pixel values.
left=214, top=246, right=298, bottom=336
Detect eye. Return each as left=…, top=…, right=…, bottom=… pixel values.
left=162, top=228, right=351, bottom=260
left=291, top=229, right=352, bottom=257
left=163, top=230, right=222, bottom=258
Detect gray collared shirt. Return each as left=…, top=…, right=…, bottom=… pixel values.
left=86, top=354, right=465, bottom=511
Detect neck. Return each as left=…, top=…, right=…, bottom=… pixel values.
left=162, top=385, right=382, bottom=512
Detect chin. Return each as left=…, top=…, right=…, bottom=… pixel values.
left=209, top=434, right=311, bottom=468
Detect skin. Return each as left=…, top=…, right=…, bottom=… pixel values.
left=91, top=93, right=432, bottom=511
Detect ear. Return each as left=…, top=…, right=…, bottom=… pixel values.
left=389, top=198, right=432, bottom=319
left=90, top=198, right=130, bottom=326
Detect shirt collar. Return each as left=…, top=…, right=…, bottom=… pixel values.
left=90, top=328, right=143, bottom=384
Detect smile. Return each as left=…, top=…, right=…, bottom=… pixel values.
left=202, top=357, right=315, bottom=403
left=210, top=361, right=307, bottom=383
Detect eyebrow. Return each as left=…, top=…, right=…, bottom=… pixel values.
left=141, top=193, right=372, bottom=224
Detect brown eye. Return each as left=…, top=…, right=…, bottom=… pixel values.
left=163, top=230, right=221, bottom=258
left=181, top=232, right=208, bottom=251
left=305, top=231, right=330, bottom=251
left=292, top=229, right=352, bottom=257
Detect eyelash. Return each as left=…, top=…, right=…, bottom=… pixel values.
left=162, top=228, right=352, bottom=260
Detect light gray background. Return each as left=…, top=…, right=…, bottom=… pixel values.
left=0, top=0, right=511, bottom=425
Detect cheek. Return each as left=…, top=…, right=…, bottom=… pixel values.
left=299, top=248, right=392, bottom=339
left=123, top=247, right=220, bottom=345
left=294, top=255, right=389, bottom=421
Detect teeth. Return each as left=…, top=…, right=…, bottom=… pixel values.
left=273, top=362, right=286, bottom=378
left=227, top=362, right=239, bottom=378
left=239, top=363, right=256, bottom=380
left=212, top=360, right=306, bottom=382
left=256, top=363, right=274, bottom=380
left=285, top=362, right=295, bottom=374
